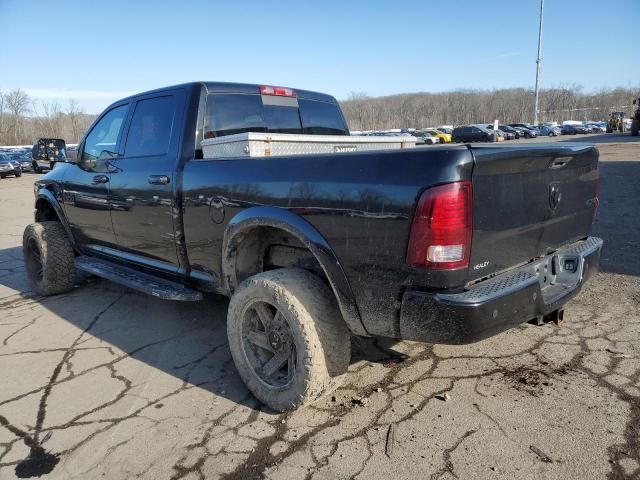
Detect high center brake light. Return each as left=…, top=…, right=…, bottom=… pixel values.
left=260, top=85, right=296, bottom=97
left=406, top=181, right=473, bottom=270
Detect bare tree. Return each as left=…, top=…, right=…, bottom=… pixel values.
left=67, top=99, right=84, bottom=141
left=340, top=85, right=639, bottom=131
left=4, top=89, right=30, bottom=144
left=0, top=90, right=5, bottom=142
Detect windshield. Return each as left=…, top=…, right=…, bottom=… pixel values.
left=204, top=93, right=348, bottom=139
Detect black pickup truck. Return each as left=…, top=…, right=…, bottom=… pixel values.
left=24, top=82, right=602, bottom=411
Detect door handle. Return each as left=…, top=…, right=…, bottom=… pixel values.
left=92, top=175, right=109, bottom=184
left=148, top=175, right=170, bottom=185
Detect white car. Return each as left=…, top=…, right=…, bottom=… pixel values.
left=411, top=131, right=440, bottom=145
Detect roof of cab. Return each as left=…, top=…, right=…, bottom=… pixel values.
left=110, top=81, right=338, bottom=107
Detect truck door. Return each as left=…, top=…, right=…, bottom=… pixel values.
left=62, top=103, right=129, bottom=251
left=107, top=90, right=185, bottom=272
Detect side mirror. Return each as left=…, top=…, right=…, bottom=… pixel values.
left=32, top=138, right=70, bottom=164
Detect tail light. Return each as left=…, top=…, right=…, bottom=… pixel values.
left=592, top=170, right=600, bottom=224
left=406, top=181, right=473, bottom=270
left=260, top=85, right=296, bottom=97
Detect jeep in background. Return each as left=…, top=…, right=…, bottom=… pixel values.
left=23, top=82, right=602, bottom=411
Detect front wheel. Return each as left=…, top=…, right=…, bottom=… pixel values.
left=227, top=268, right=351, bottom=412
left=15, top=171, right=22, bottom=177
left=23, top=222, right=75, bottom=296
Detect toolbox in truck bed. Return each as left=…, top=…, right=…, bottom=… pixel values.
left=201, top=132, right=416, bottom=158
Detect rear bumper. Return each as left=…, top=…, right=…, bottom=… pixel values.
left=399, top=236, right=602, bottom=344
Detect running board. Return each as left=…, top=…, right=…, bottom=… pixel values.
left=74, top=256, right=203, bottom=301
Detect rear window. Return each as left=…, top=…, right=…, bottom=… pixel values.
left=203, top=93, right=347, bottom=139
left=298, top=99, right=347, bottom=135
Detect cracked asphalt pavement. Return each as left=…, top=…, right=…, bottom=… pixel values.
left=0, top=135, right=639, bottom=479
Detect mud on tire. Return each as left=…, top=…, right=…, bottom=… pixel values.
left=23, top=222, right=75, bottom=296
left=227, top=268, right=351, bottom=412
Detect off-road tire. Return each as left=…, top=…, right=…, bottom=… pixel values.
left=227, top=268, right=351, bottom=412
left=23, top=222, right=75, bottom=296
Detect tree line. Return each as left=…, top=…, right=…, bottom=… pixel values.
left=1, top=85, right=637, bottom=146
left=339, top=86, right=638, bottom=131
left=0, top=88, right=97, bottom=146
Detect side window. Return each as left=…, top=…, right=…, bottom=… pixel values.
left=124, top=96, right=176, bottom=157
left=82, top=105, right=128, bottom=161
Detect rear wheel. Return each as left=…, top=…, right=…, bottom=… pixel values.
left=23, top=222, right=75, bottom=296
left=227, top=268, right=351, bottom=412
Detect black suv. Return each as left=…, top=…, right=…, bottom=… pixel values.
left=452, top=125, right=494, bottom=143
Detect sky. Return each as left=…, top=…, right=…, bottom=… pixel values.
left=1, top=0, right=638, bottom=114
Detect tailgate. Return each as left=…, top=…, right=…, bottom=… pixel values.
left=468, top=144, right=599, bottom=281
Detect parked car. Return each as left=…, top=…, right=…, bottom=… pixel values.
left=509, top=124, right=539, bottom=138
left=0, top=152, right=23, bottom=177
left=486, top=126, right=514, bottom=140
left=5, top=151, right=34, bottom=172
left=422, top=128, right=452, bottom=143
left=585, top=122, right=606, bottom=133
left=535, top=125, right=560, bottom=137
left=497, top=125, right=521, bottom=139
left=412, top=131, right=440, bottom=145
left=511, top=126, right=538, bottom=138
left=24, top=81, right=602, bottom=412
left=561, top=124, right=589, bottom=135
left=452, top=125, right=495, bottom=142
left=436, top=126, right=453, bottom=135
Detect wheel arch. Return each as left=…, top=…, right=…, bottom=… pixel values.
left=34, top=190, right=77, bottom=250
left=222, top=206, right=368, bottom=336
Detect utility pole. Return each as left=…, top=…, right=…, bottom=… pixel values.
left=533, top=0, right=544, bottom=125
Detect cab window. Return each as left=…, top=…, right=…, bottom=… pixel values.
left=82, top=105, right=128, bottom=161
left=124, top=96, right=176, bottom=157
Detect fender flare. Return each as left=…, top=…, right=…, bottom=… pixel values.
left=35, top=189, right=78, bottom=250
left=222, top=206, right=368, bottom=336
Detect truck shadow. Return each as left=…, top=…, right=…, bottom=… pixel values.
left=559, top=133, right=639, bottom=144
left=0, top=245, right=407, bottom=415
left=593, top=161, right=640, bottom=277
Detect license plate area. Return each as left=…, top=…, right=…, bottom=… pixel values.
left=535, top=253, right=583, bottom=304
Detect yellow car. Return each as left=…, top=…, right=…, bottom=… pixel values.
left=423, top=129, right=452, bottom=143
